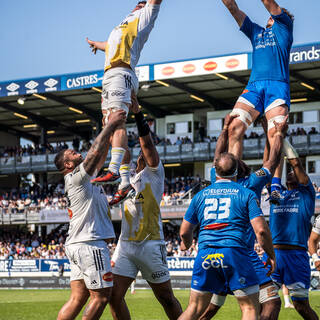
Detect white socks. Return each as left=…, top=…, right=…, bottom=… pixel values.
left=108, top=147, right=126, bottom=174
left=119, top=164, right=131, bottom=189
left=284, top=294, right=291, bottom=306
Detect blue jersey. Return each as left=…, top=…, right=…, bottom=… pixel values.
left=211, top=167, right=271, bottom=250
left=269, top=180, right=315, bottom=249
left=241, top=11, right=293, bottom=83
left=184, top=180, right=263, bottom=249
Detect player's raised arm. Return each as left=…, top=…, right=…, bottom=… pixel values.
left=86, top=38, right=107, bottom=54
left=263, top=116, right=288, bottom=175
left=130, top=93, right=159, bottom=168
left=83, top=110, right=126, bottom=176
left=260, top=0, right=282, bottom=16
left=221, top=0, right=246, bottom=27
left=213, top=114, right=239, bottom=165
left=283, top=141, right=309, bottom=186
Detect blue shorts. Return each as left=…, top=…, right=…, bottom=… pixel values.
left=238, top=80, right=290, bottom=115
left=248, top=250, right=272, bottom=286
left=263, top=249, right=310, bottom=301
left=192, top=247, right=259, bottom=294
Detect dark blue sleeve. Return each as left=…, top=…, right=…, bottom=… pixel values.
left=247, top=168, right=272, bottom=195
left=240, top=16, right=263, bottom=42
left=247, top=191, right=264, bottom=221
left=272, top=11, right=293, bottom=32
left=299, top=179, right=316, bottom=201
left=184, top=194, right=199, bottom=225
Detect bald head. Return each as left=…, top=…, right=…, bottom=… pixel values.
left=215, top=153, right=238, bottom=179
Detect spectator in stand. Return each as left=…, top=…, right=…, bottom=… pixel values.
left=309, top=127, right=318, bottom=135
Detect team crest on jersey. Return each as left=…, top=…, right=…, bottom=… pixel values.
left=255, top=169, right=266, bottom=177
left=67, top=208, right=73, bottom=219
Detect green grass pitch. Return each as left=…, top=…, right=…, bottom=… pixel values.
left=0, top=289, right=319, bottom=319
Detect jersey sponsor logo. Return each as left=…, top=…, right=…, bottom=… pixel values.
left=255, top=169, right=266, bottom=177
left=241, top=89, right=249, bottom=95
left=201, top=253, right=228, bottom=270
left=203, top=188, right=239, bottom=196
left=102, top=272, right=113, bottom=282
left=183, top=64, right=196, bottom=74
left=203, top=61, right=217, bottom=71
left=151, top=270, right=169, bottom=280
left=110, top=90, right=126, bottom=97
left=162, top=66, right=175, bottom=76
left=226, top=58, right=240, bottom=69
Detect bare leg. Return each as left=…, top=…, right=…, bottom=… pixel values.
left=178, top=290, right=212, bottom=320
left=148, top=280, right=183, bottom=320
left=228, top=102, right=260, bottom=159
left=236, top=292, right=260, bottom=320
left=82, top=287, right=112, bottom=320
left=109, top=274, right=134, bottom=320
left=292, top=299, right=319, bottom=320
left=57, top=280, right=89, bottom=320
left=260, top=299, right=281, bottom=320
left=198, top=303, right=221, bottom=320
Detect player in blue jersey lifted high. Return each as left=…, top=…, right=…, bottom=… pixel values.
left=179, top=152, right=276, bottom=320
left=220, top=0, right=293, bottom=161
left=267, top=141, right=319, bottom=320
left=199, top=115, right=287, bottom=320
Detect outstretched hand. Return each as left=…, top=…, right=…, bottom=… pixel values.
left=86, top=37, right=97, bottom=55
left=224, top=113, right=239, bottom=129
left=130, top=92, right=140, bottom=114
left=274, top=115, right=289, bottom=135
left=108, top=110, right=127, bottom=128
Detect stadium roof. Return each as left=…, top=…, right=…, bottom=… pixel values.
left=0, top=42, right=320, bottom=143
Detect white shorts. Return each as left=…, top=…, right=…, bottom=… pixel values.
left=65, top=240, right=113, bottom=290
left=112, top=239, right=170, bottom=284
left=102, top=67, right=139, bottom=113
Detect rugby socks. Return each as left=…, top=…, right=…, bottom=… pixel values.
left=271, top=177, right=281, bottom=194
left=119, top=164, right=131, bottom=189
left=108, top=147, right=126, bottom=174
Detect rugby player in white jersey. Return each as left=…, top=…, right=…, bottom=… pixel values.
left=109, top=94, right=182, bottom=320
left=309, top=215, right=320, bottom=272
left=86, top=0, right=162, bottom=206
left=55, top=110, right=126, bottom=320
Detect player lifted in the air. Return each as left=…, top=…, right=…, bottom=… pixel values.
left=220, top=0, right=293, bottom=167
left=86, top=0, right=162, bottom=205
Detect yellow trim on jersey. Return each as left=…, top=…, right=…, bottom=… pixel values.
left=125, top=183, right=161, bottom=241
left=104, top=18, right=139, bottom=72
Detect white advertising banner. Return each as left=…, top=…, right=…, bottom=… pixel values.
left=135, top=65, right=150, bottom=82
left=39, top=209, right=69, bottom=223
left=154, top=54, right=248, bottom=80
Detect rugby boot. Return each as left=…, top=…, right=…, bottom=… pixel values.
left=109, top=184, right=136, bottom=206
left=91, top=170, right=121, bottom=185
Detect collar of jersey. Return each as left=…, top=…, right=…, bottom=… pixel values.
left=215, top=179, right=232, bottom=183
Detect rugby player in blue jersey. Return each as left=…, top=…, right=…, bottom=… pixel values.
left=220, top=0, right=293, bottom=163
left=267, top=141, right=319, bottom=320
left=199, top=115, right=287, bottom=320
left=179, top=152, right=276, bottom=320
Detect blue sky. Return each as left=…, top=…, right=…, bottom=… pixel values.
left=1, top=0, right=319, bottom=82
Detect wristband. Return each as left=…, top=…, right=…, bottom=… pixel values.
left=283, top=139, right=299, bottom=159
left=312, top=253, right=320, bottom=263
left=135, top=111, right=150, bottom=137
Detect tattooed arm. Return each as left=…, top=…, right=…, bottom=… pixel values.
left=83, top=110, right=126, bottom=176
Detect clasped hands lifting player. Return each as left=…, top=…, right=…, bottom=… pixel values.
left=87, top=0, right=162, bottom=207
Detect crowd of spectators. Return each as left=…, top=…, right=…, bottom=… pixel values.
left=0, top=183, right=67, bottom=214
left=0, top=227, right=67, bottom=260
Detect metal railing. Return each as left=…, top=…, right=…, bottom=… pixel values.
left=0, top=134, right=319, bottom=174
